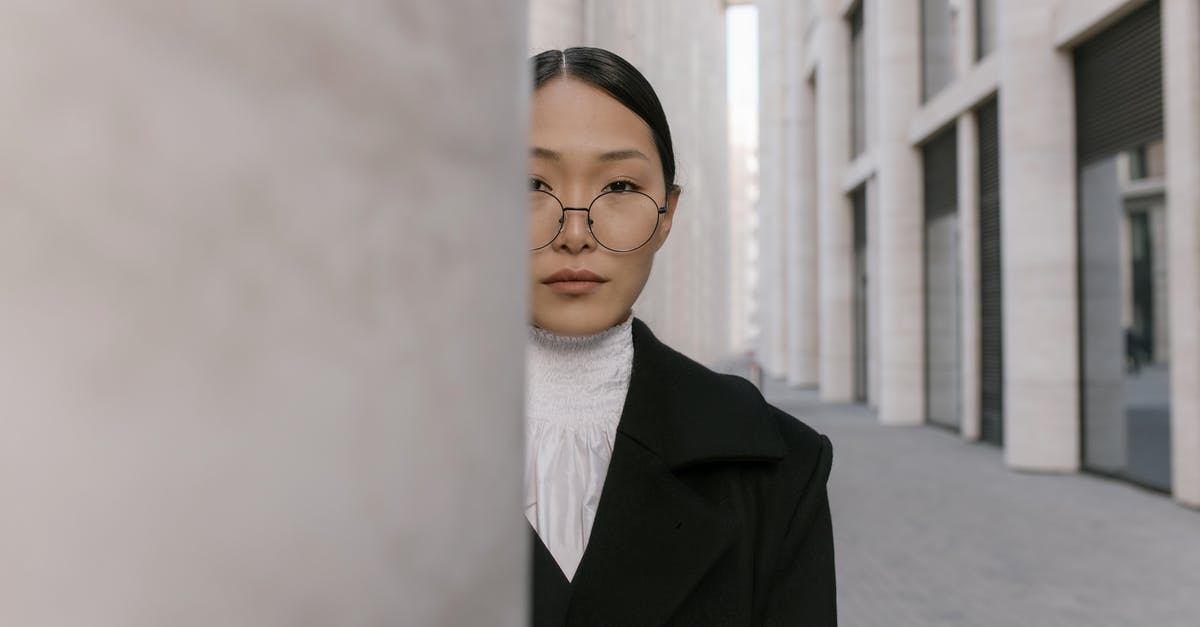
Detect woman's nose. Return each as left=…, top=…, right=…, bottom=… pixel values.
left=555, top=207, right=595, bottom=251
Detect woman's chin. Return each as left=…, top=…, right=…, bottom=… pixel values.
left=531, top=308, right=627, bottom=336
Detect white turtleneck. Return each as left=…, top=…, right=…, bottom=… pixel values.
left=525, top=311, right=635, bottom=582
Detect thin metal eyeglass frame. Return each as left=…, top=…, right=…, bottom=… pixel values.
left=529, top=188, right=668, bottom=253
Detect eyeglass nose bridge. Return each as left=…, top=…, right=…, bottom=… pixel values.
left=558, top=206, right=594, bottom=228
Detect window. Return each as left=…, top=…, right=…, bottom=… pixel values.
left=921, top=0, right=956, bottom=101
left=976, top=0, right=997, bottom=60
left=1128, top=145, right=1149, bottom=180
left=850, top=3, right=866, bottom=156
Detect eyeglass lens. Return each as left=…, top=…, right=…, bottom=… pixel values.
left=529, top=190, right=660, bottom=251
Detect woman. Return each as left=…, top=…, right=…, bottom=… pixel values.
left=526, top=47, right=836, bottom=626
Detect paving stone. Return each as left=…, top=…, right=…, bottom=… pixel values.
left=759, top=376, right=1200, bottom=627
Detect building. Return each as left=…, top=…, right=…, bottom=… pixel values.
left=756, top=0, right=1200, bottom=509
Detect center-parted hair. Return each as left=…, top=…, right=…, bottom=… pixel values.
left=531, top=47, right=678, bottom=192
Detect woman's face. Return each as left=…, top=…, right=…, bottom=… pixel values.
left=529, top=78, right=678, bottom=336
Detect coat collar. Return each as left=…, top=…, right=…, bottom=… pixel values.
left=555, top=317, right=787, bottom=625
left=616, top=316, right=787, bottom=468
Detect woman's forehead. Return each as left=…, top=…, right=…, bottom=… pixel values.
left=531, top=78, right=658, bottom=160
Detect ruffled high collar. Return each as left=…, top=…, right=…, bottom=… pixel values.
left=526, top=312, right=635, bottom=429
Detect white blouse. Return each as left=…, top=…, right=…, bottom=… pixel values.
left=524, top=311, right=635, bottom=582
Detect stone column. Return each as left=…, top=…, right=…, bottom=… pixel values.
left=956, top=0, right=978, bottom=72
left=998, top=0, right=1080, bottom=471
left=786, top=0, right=821, bottom=387
left=953, top=0, right=983, bottom=441
left=1163, top=0, right=1200, bottom=508
left=779, top=0, right=799, bottom=384
left=876, top=0, right=926, bottom=425
left=756, top=0, right=789, bottom=377
left=867, top=175, right=882, bottom=407
left=816, top=0, right=854, bottom=401
left=865, top=0, right=883, bottom=408
left=0, top=2, right=527, bottom=625
left=958, top=111, right=982, bottom=441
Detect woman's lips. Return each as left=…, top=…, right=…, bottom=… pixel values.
left=542, top=268, right=608, bottom=295
left=546, top=280, right=604, bottom=295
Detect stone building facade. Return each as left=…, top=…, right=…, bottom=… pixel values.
left=757, top=0, right=1200, bottom=509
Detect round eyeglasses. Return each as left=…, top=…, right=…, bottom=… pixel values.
left=530, top=188, right=668, bottom=252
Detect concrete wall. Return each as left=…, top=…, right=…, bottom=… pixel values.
left=875, top=0, right=927, bottom=426
left=998, top=0, right=1081, bottom=471
left=815, top=0, right=856, bottom=402
left=957, top=111, right=982, bottom=441
left=0, top=1, right=527, bottom=624
left=530, top=0, right=585, bottom=52
left=763, top=0, right=854, bottom=390
left=757, top=0, right=789, bottom=377
left=864, top=0, right=884, bottom=409
left=1163, top=0, right=1200, bottom=508
left=784, top=0, right=821, bottom=389
left=955, top=0, right=984, bottom=441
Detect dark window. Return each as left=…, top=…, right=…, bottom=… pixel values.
left=976, top=0, right=997, bottom=60
left=850, top=3, right=866, bottom=156
left=977, top=98, right=1003, bottom=446
left=921, top=0, right=956, bottom=101
left=923, top=127, right=961, bottom=430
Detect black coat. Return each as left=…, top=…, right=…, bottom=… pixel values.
left=531, top=317, right=836, bottom=626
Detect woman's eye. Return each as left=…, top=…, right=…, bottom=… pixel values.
left=605, top=180, right=638, bottom=193
left=530, top=178, right=548, bottom=192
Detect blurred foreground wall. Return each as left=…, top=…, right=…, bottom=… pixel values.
left=0, top=1, right=528, bottom=624
left=529, top=0, right=733, bottom=365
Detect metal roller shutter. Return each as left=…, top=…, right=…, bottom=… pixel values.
left=1074, top=1, right=1163, bottom=166
left=853, top=186, right=869, bottom=403
left=977, top=98, right=1003, bottom=446
left=924, top=127, right=960, bottom=429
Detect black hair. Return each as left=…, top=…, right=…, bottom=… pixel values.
left=532, top=47, right=678, bottom=192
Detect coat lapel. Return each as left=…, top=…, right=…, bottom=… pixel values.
left=566, top=430, right=736, bottom=625
left=530, top=522, right=572, bottom=627
left=564, top=317, right=786, bottom=625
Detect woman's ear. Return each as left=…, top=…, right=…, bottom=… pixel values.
left=653, top=185, right=681, bottom=250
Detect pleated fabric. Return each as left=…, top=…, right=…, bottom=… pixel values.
left=524, top=311, right=634, bottom=582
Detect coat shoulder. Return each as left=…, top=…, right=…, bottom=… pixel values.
left=696, top=362, right=830, bottom=456
left=627, top=316, right=831, bottom=473
left=709, top=369, right=833, bottom=492
left=689, top=360, right=832, bottom=479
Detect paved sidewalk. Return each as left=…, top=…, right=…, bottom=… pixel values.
left=760, top=377, right=1200, bottom=627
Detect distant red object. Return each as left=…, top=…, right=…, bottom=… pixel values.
left=745, top=350, right=763, bottom=390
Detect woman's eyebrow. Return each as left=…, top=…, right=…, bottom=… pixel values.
left=530, top=147, right=649, bottom=162
left=597, top=149, right=649, bottom=162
